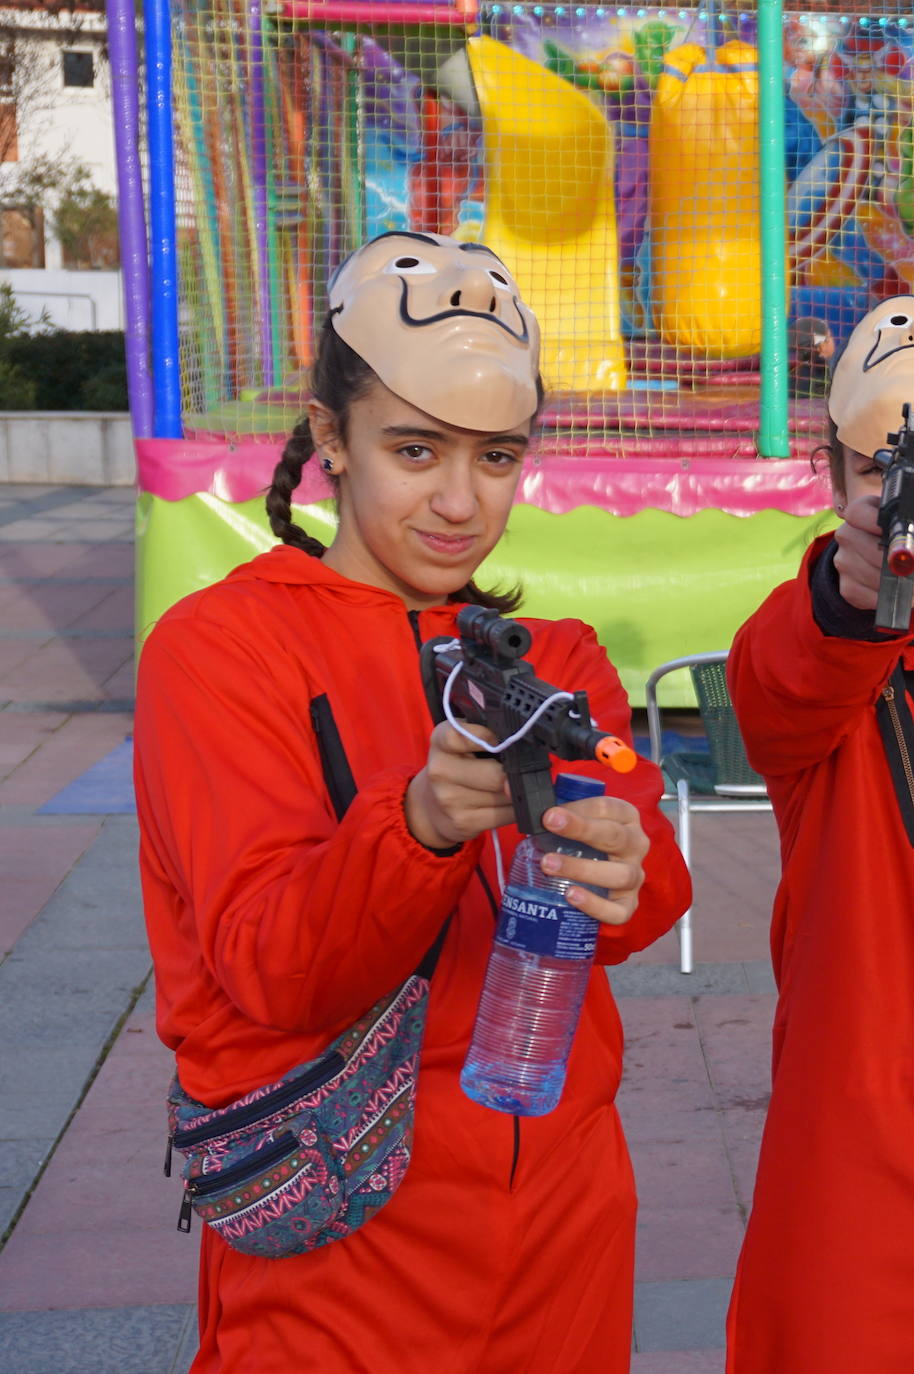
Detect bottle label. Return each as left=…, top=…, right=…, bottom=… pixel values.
left=495, top=883, right=599, bottom=961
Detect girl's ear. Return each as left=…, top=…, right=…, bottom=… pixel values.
left=307, top=400, right=346, bottom=473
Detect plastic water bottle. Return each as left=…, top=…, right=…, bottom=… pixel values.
left=461, top=773, right=608, bottom=1116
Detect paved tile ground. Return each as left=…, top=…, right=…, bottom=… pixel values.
left=0, top=483, right=782, bottom=1373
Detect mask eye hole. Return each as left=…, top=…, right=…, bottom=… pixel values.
left=487, top=269, right=511, bottom=290
left=386, top=256, right=436, bottom=276
left=890, top=313, right=913, bottom=327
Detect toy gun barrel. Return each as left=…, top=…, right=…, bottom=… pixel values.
left=420, top=609, right=637, bottom=835
left=875, top=404, right=914, bottom=631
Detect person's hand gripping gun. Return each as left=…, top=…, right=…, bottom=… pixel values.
left=419, top=605, right=637, bottom=837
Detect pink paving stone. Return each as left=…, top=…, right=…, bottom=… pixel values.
left=69, top=584, right=136, bottom=632
left=0, top=581, right=120, bottom=631
left=0, top=1008, right=198, bottom=1310
left=0, top=638, right=44, bottom=676
left=634, top=1204, right=745, bottom=1282
left=0, top=710, right=65, bottom=776
left=631, top=812, right=779, bottom=967
left=0, top=712, right=133, bottom=806
left=631, top=1352, right=724, bottom=1373
left=692, top=995, right=775, bottom=1110
left=63, top=544, right=135, bottom=579
left=0, top=824, right=101, bottom=951
left=102, top=656, right=137, bottom=697
left=0, top=638, right=133, bottom=701
left=629, top=1137, right=738, bottom=1210
left=0, top=543, right=103, bottom=576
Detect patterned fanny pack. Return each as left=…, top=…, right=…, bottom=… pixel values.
left=164, top=951, right=443, bottom=1257
left=162, top=691, right=448, bottom=1259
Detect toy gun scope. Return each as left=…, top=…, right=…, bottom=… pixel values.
left=419, top=606, right=636, bottom=836
left=875, top=402, right=914, bottom=631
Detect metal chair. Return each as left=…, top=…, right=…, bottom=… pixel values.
left=644, top=651, right=772, bottom=973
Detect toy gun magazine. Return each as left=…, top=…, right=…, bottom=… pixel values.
left=875, top=402, right=914, bottom=632
left=419, top=606, right=636, bottom=837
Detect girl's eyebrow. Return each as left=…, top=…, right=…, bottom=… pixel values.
left=381, top=425, right=530, bottom=449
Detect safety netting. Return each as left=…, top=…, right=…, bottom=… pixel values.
left=168, top=0, right=914, bottom=460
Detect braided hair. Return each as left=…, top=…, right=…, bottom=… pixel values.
left=265, top=314, right=545, bottom=613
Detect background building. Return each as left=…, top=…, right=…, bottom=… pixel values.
left=0, top=1, right=120, bottom=330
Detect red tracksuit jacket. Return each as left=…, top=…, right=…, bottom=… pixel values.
left=134, top=545, right=690, bottom=1374
left=726, top=535, right=914, bottom=1373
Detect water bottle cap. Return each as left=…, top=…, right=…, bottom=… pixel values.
left=554, top=773, right=606, bottom=803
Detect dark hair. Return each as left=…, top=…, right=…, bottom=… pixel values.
left=810, top=411, right=844, bottom=500
left=265, top=313, right=545, bottom=613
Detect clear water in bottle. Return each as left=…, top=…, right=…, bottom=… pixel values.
left=461, top=774, right=607, bottom=1116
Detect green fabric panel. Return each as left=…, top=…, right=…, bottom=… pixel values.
left=136, top=494, right=837, bottom=707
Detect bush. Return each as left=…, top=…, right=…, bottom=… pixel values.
left=0, top=358, right=37, bottom=409
left=3, top=330, right=128, bottom=411
left=81, top=360, right=128, bottom=411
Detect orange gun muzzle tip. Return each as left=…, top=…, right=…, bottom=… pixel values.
left=595, top=735, right=638, bottom=773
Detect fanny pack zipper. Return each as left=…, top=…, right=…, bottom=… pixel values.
left=177, top=1130, right=302, bottom=1232
left=166, top=1049, right=344, bottom=1178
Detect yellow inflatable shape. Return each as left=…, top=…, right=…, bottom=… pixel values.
left=467, top=35, right=626, bottom=393
left=651, top=40, right=764, bottom=358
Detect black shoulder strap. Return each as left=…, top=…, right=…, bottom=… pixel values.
left=875, top=663, right=914, bottom=847
left=309, top=693, right=450, bottom=977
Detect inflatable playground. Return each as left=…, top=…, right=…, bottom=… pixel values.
left=110, top=0, right=914, bottom=703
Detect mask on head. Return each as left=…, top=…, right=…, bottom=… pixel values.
left=327, top=232, right=541, bottom=431
left=830, top=297, right=914, bottom=456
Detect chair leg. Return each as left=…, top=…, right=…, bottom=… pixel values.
left=676, top=778, right=693, bottom=974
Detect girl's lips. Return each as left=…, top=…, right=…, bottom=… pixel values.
left=416, top=531, right=476, bottom=555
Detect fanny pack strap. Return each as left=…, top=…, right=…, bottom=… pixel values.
left=310, top=693, right=450, bottom=978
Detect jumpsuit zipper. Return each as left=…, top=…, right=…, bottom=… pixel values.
left=882, top=682, right=914, bottom=811
left=408, top=607, right=523, bottom=1191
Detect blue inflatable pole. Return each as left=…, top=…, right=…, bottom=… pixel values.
left=144, top=0, right=182, bottom=438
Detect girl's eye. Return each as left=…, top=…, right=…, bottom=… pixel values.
left=399, top=444, right=433, bottom=461
left=386, top=256, right=436, bottom=277
left=482, top=449, right=520, bottom=467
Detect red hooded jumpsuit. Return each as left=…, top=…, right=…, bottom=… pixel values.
left=726, top=535, right=914, bottom=1372
left=134, top=545, right=690, bottom=1374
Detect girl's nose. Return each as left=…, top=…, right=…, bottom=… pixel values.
left=442, top=267, right=498, bottom=315
left=430, top=466, right=478, bottom=522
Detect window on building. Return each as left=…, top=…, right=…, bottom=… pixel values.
left=0, top=207, right=44, bottom=270
left=0, top=51, right=15, bottom=96
left=0, top=103, right=18, bottom=163
left=62, top=51, right=94, bottom=89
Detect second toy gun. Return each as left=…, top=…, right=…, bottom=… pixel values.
left=419, top=605, right=637, bottom=836
left=875, top=402, right=914, bottom=631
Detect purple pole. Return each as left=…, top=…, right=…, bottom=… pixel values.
left=106, top=0, right=154, bottom=439
left=248, top=0, right=275, bottom=386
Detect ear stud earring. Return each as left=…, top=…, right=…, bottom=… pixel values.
left=321, top=457, right=334, bottom=473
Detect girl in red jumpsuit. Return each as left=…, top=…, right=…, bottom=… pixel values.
left=135, top=231, right=690, bottom=1374
left=726, top=297, right=914, bottom=1373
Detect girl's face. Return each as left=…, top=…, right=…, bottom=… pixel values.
left=837, top=444, right=883, bottom=510
left=313, top=380, right=531, bottom=610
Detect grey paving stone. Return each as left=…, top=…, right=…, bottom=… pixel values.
left=743, top=961, right=777, bottom=995
left=0, top=488, right=96, bottom=531
left=0, top=1045, right=112, bottom=1140
left=0, top=1139, right=53, bottom=1190
left=634, top=1278, right=732, bottom=1352
left=0, top=1305, right=195, bottom=1374
left=169, top=1309, right=200, bottom=1374
left=0, top=951, right=147, bottom=1045
left=608, top=961, right=773, bottom=998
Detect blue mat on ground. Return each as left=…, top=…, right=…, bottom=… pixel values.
left=37, top=731, right=706, bottom=816
left=40, top=737, right=136, bottom=815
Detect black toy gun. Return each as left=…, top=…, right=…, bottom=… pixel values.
left=875, top=402, right=914, bottom=631
left=419, top=605, right=636, bottom=837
